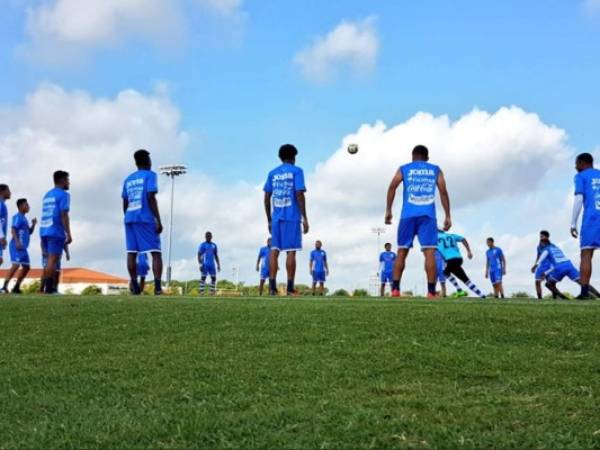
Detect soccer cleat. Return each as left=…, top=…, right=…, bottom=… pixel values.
left=427, top=292, right=439, bottom=300
left=154, top=289, right=163, bottom=296
left=451, top=291, right=468, bottom=299
left=575, top=294, right=593, bottom=301
left=0, top=287, right=8, bottom=294
left=391, top=289, right=401, bottom=298
left=11, top=287, right=22, bottom=295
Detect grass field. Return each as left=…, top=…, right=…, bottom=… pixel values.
left=1, top=296, right=600, bottom=449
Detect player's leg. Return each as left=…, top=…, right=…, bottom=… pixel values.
left=286, top=251, right=297, bottom=295
left=312, top=273, right=317, bottom=296
left=578, top=248, right=594, bottom=298
left=319, top=281, right=325, bottom=296
left=535, top=279, right=543, bottom=299
left=150, top=251, right=163, bottom=295
left=418, top=217, right=439, bottom=297
left=545, top=279, right=567, bottom=299
left=453, top=262, right=485, bottom=298
left=392, top=218, right=415, bottom=296
left=2, top=263, right=19, bottom=292
left=139, top=276, right=146, bottom=293
left=13, top=263, right=30, bottom=294
left=380, top=283, right=385, bottom=297
left=125, top=224, right=141, bottom=294
left=259, top=278, right=265, bottom=296
left=440, top=282, right=447, bottom=298
left=209, top=271, right=217, bottom=295
left=43, top=254, right=59, bottom=294
left=269, top=221, right=281, bottom=295
left=423, top=248, right=437, bottom=297
left=444, top=259, right=465, bottom=297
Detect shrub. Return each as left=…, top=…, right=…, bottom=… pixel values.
left=352, top=289, right=369, bottom=297
left=81, top=285, right=103, bottom=296
left=332, top=289, right=349, bottom=297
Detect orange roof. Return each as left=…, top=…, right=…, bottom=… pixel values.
left=0, top=267, right=128, bottom=284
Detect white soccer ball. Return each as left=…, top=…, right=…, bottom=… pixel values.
left=347, top=143, right=359, bottom=155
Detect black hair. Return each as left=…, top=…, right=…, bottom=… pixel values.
left=487, top=237, right=494, bottom=242
left=412, top=145, right=429, bottom=160
left=279, top=144, right=298, bottom=161
left=134, top=149, right=151, bottom=167
left=384, top=242, right=392, bottom=247
left=53, top=170, right=69, bottom=184
left=540, top=230, right=550, bottom=238
left=0, top=184, right=8, bottom=194
left=576, top=153, right=594, bottom=165
left=16, top=198, right=27, bottom=208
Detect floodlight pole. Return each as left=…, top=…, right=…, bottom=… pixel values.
left=372, top=227, right=386, bottom=261
left=160, top=165, right=187, bottom=288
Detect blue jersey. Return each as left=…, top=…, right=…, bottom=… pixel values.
left=258, top=246, right=271, bottom=270
left=379, top=251, right=396, bottom=272
left=437, top=231, right=464, bottom=261
left=263, top=163, right=306, bottom=222
left=400, top=161, right=440, bottom=219
left=310, top=249, right=327, bottom=272
left=536, top=244, right=552, bottom=272
left=11, top=213, right=30, bottom=249
left=0, top=200, right=7, bottom=240
left=122, top=170, right=158, bottom=224
left=574, top=167, right=600, bottom=227
left=40, top=188, right=70, bottom=238
left=539, top=243, right=571, bottom=268
left=199, top=242, right=218, bottom=266
left=486, top=247, right=504, bottom=272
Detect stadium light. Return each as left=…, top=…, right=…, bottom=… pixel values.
left=159, top=164, right=187, bottom=287
left=371, top=227, right=386, bottom=258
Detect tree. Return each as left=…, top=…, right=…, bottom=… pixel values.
left=81, top=285, right=103, bottom=296
left=23, top=281, right=41, bottom=294
left=332, top=289, right=349, bottom=297
left=511, top=292, right=530, bottom=298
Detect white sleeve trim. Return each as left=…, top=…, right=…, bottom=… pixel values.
left=535, top=250, right=549, bottom=267
left=572, top=194, right=583, bottom=229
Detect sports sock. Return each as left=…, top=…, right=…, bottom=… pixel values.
left=392, top=280, right=400, bottom=291
left=466, top=280, right=485, bottom=298
left=130, top=279, right=141, bottom=294
left=427, top=282, right=436, bottom=295
left=199, top=275, right=206, bottom=293
left=269, top=278, right=277, bottom=293
left=581, top=284, right=590, bottom=297
left=287, top=279, right=294, bottom=294
left=210, top=277, right=216, bottom=295
left=44, top=277, right=54, bottom=294
left=447, top=275, right=462, bottom=292
left=154, top=279, right=162, bottom=292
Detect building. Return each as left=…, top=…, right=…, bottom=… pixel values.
left=0, top=267, right=129, bottom=295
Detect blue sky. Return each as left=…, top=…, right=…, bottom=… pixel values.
left=1, top=0, right=599, bottom=293
left=1, top=0, right=599, bottom=183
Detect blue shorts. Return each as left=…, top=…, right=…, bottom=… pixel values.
left=535, top=264, right=552, bottom=281
left=381, top=270, right=393, bottom=283
left=436, top=256, right=446, bottom=283
left=312, top=271, right=326, bottom=283
left=548, top=263, right=580, bottom=283
left=398, top=216, right=437, bottom=249
left=201, top=265, right=217, bottom=277
left=580, top=217, right=600, bottom=249
left=42, top=254, right=61, bottom=271
left=41, top=236, right=66, bottom=258
left=9, top=247, right=30, bottom=266
left=260, top=266, right=270, bottom=280
left=125, top=222, right=161, bottom=253
left=271, top=220, right=302, bottom=252
left=137, top=264, right=149, bottom=278
left=489, top=269, right=503, bottom=285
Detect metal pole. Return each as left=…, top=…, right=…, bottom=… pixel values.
left=167, top=174, right=175, bottom=287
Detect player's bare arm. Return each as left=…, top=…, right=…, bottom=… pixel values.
left=123, top=198, right=129, bottom=215
left=502, top=255, right=507, bottom=274
left=264, top=192, right=272, bottom=233
left=61, top=210, right=72, bottom=245
left=385, top=170, right=403, bottom=224
left=461, top=239, right=473, bottom=260
left=29, top=218, right=37, bottom=234
left=147, top=192, right=163, bottom=234
left=296, top=191, right=309, bottom=234
left=485, top=259, right=489, bottom=278
left=437, top=170, right=452, bottom=231
left=215, top=251, right=221, bottom=272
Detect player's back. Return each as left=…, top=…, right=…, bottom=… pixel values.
left=122, top=169, right=158, bottom=224
left=399, top=161, right=440, bottom=219
left=40, top=187, right=69, bottom=238
left=545, top=243, right=571, bottom=267
left=264, top=163, right=305, bottom=221
left=575, top=167, right=600, bottom=222
left=437, top=231, right=464, bottom=261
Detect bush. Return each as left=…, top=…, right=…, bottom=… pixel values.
left=81, top=285, right=103, bottom=296
left=332, top=289, right=349, bottom=297
left=23, top=281, right=41, bottom=294
left=511, top=291, right=530, bottom=298
left=352, top=289, right=369, bottom=297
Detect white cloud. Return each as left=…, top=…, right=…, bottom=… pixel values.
left=294, top=17, right=379, bottom=84
left=23, top=0, right=245, bottom=62
left=583, top=0, right=600, bottom=13
left=0, top=85, right=582, bottom=296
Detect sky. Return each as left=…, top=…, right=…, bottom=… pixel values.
left=1, top=0, right=599, bottom=295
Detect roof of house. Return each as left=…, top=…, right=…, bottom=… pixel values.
left=0, top=267, right=128, bottom=285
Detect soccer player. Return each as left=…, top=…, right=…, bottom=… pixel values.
left=136, top=252, right=149, bottom=293
left=41, top=251, right=61, bottom=294
left=485, top=237, right=506, bottom=298
left=310, top=240, right=329, bottom=296
left=385, top=145, right=451, bottom=298
left=437, top=230, right=486, bottom=298
left=532, top=230, right=599, bottom=299
left=198, top=231, right=220, bottom=295
left=571, top=152, right=600, bottom=299
left=533, top=235, right=553, bottom=299
left=264, top=144, right=309, bottom=296
left=435, top=249, right=447, bottom=297
left=40, top=171, right=72, bottom=295
left=122, top=150, right=163, bottom=295
left=256, top=238, right=271, bottom=296
left=379, top=243, right=396, bottom=297
left=0, top=184, right=11, bottom=270
left=2, top=199, right=36, bottom=294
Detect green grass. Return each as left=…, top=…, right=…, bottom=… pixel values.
left=1, top=296, right=600, bottom=449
